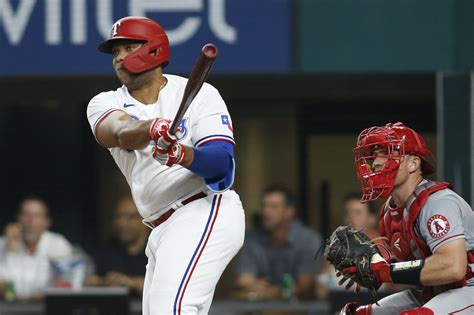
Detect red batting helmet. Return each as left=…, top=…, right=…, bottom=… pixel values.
left=353, top=122, right=435, bottom=202
left=98, top=16, right=169, bottom=74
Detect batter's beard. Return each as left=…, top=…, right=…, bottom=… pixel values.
left=117, top=69, right=142, bottom=90
left=117, top=67, right=157, bottom=90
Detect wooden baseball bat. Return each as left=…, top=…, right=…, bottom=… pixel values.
left=169, top=43, right=218, bottom=135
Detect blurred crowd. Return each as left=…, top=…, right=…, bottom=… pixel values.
left=0, top=195, right=149, bottom=301
left=0, top=187, right=384, bottom=303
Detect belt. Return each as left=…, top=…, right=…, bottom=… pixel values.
left=149, top=192, right=207, bottom=228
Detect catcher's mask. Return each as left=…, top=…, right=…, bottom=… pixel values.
left=353, top=122, right=435, bottom=202
left=98, top=16, right=169, bottom=74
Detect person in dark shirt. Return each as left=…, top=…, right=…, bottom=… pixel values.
left=86, top=196, right=149, bottom=295
left=236, top=185, right=323, bottom=300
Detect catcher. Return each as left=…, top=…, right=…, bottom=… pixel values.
left=325, top=122, right=474, bottom=314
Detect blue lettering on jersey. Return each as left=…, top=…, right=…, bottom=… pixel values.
left=176, top=119, right=187, bottom=140
left=221, top=115, right=233, bottom=131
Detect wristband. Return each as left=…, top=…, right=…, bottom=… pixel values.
left=390, top=259, right=425, bottom=286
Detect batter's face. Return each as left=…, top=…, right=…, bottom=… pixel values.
left=113, top=197, right=147, bottom=245
left=111, top=40, right=153, bottom=89
left=261, top=192, right=294, bottom=231
left=18, top=200, right=51, bottom=243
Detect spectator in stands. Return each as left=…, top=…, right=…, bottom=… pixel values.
left=236, top=185, right=323, bottom=300
left=0, top=196, right=73, bottom=300
left=86, top=196, right=149, bottom=295
left=342, top=192, right=379, bottom=239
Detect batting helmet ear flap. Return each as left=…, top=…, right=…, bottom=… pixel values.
left=123, top=40, right=169, bottom=74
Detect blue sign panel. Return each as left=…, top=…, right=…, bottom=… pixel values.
left=1, top=0, right=291, bottom=75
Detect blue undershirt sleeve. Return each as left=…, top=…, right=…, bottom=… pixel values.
left=188, top=140, right=235, bottom=192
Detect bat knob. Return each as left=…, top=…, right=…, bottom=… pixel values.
left=202, top=44, right=218, bottom=58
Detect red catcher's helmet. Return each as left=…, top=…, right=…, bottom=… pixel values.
left=353, top=122, right=435, bottom=202
left=98, top=16, right=169, bottom=74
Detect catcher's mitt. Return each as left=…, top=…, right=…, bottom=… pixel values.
left=324, top=225, right=382, bottom=292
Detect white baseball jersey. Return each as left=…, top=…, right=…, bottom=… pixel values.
left=88, top=73, right=245, bottom=314
left=87, top=74, right=235, bottom=222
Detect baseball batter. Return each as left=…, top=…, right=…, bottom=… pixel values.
left=340, top=122, right=474, bottom=314
left=86, top=16, right=245, bottom=314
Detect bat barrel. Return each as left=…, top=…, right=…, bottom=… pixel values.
left=170, top=43, right=218, bottom=135
left=202, top=44, right=218, bottom=59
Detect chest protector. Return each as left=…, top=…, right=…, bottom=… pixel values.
left=379, top=181, right=473, bottom=303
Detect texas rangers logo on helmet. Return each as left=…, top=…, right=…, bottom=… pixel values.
left=427, top=214, right=450, bottom=238
left=111, top=21, right=121, bottom=37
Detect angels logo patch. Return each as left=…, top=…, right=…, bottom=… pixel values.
left=427, top=214, right=450, bottom=238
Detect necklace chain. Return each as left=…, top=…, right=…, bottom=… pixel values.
left=159, top=77, right=167, bottom=92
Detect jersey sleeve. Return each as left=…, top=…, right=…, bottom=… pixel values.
left=416, top=195, right=465, bottom=253
left=191, top=84, right=235, bottom=148
left=86, top=91, right=125, bottom=142
left=190, top=85, right=235, bottom=192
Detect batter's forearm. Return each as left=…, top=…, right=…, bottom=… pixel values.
left=96, top=112, right=154, bottom=150
left=116, top=120, right=153, bottom=150
left=179, top=145, right=195, bottom=167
